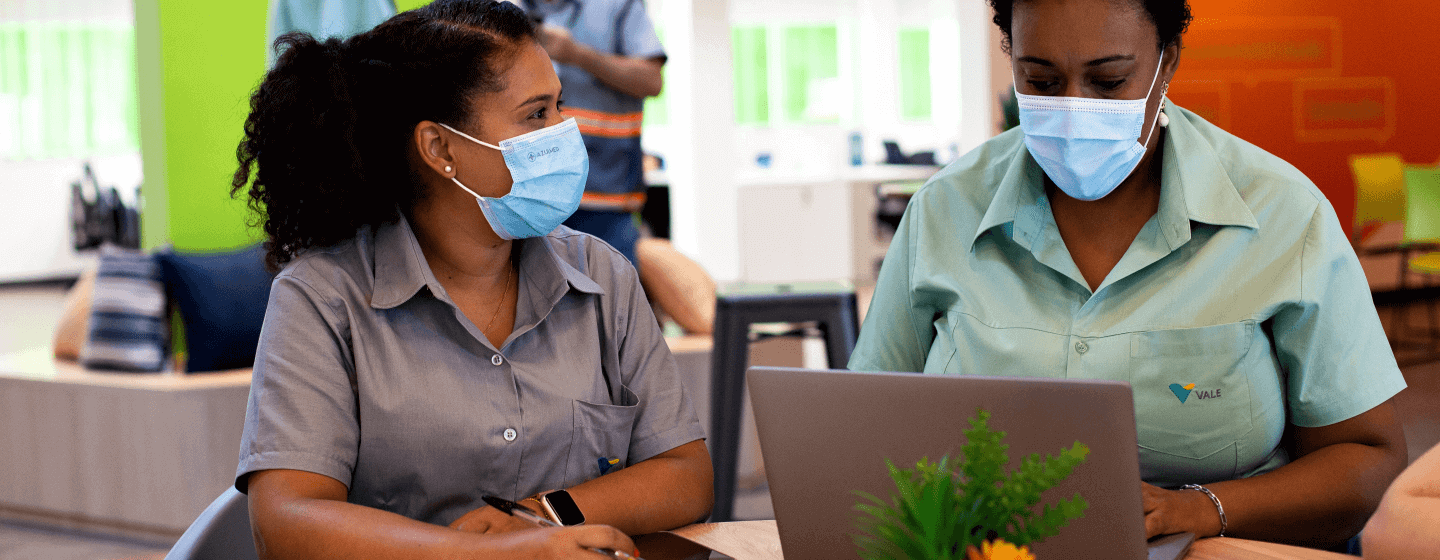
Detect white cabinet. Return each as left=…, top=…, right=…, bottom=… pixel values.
left=735, top=165, right=938, bottom=284
left=738, top=181, right=852, bottom=283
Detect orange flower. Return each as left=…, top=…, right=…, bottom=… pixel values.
left=965, top=539, right=1036, bottom=560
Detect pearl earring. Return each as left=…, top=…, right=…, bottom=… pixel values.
left=444, top=165, right=453, bottom=174
left=1157, top=83, right=1170, bottom=128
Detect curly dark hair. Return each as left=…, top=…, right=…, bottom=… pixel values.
left=231, top=0, right=537, bottom=270
left=987, top=0, right=1193, bottom=54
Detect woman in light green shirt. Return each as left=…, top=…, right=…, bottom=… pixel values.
left=850, top=0, right=1407, bottom=550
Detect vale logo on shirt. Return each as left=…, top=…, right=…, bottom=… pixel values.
left=1169, top=382, right=1221, bottom=404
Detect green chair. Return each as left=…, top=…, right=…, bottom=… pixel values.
left=1401, top=165, right=1440, bottom=345
left=1403, top=165, right=1440, bottom=244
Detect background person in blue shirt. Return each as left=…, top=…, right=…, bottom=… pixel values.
left=849, top=0, right=1409, bottom=549
left=522, top=0, right=665, bottom=266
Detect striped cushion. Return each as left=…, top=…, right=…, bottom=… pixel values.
left=79, top=244, right=167, bottom=372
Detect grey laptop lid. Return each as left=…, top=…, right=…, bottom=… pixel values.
left=747, top=367, right=1150, bottom=560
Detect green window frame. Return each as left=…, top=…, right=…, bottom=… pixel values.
left=781, top=25, right=838, bottom=123
left=897, top=27, right=931, bottom=121
left=0, top=22, right=139, bottom=160
left=732, top=26, right=769, bottom=125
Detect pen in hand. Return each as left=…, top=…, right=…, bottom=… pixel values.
left=481, top=495, right=642, bottom=560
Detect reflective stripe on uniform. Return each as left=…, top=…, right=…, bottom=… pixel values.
left=564, top=107, right=643, bottom=138
left=579, top=191, right=647, bottom=212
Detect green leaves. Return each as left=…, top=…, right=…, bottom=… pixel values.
left=854, top=409, right=1090, bottom=559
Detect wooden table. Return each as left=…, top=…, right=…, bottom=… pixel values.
left=666, top=520, right=1355, bottom=560
left=0, top=349, right=252, bottom=538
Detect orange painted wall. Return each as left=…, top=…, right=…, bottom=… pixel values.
left=1165, top=0, right=1440, bottom=233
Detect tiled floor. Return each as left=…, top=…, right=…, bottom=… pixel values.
left=0, top=520, right=168, bottom=560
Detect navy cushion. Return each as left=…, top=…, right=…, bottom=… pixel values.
left=80, top=244, right=168, bottom=372
left=159, top=244, right=274, bottom=373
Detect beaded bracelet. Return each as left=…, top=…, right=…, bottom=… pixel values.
left=524, top=497, right=555, bottom=523
left=1181, top=484, right=1227, bottom=537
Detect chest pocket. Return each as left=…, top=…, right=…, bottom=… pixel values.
left=1131, top=322, right=1255, bottom=484
left=562, top=385, right=639, bottom=489
left=934, top=311, right=1068, bottom=377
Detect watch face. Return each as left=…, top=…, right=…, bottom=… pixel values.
left=544, top=490, right=586, bottom=526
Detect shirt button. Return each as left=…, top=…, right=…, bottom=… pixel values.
left=491, top=354, right=504, bottom=366
left=503, top=428, right=517, bottom=442
left=1075, top=341, right=1089, bottom=354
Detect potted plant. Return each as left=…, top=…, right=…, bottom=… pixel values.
left=854, top=409, right=1090, bottom=560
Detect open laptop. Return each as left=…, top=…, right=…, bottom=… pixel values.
left=747, top=367, right=1194, bottom=560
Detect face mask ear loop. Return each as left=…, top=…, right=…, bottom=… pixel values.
left=450, top=176, right=485, bottom=200
left=1139, top=52, right=1167, bottom=147
left=438, top=122, right=503, bottom=200
left=438, top=122, right=503, bottom=151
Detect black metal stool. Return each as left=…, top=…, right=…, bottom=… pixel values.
left=708, top=290, right=859, bottom=521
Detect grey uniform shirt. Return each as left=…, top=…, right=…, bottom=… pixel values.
left=236, top=216, right=704, bottom=525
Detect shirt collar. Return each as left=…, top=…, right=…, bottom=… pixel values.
left=967, top=132, right=1044, bottom=253
left=1160, top=104, right=1260, bottom=234
left=371, top=213, right=432, bottom=310
left=370, top=216, right=603, bottom=311
left=966, top=101, right=1259, bottom=254
left=519, top=231, right=607, bottom=301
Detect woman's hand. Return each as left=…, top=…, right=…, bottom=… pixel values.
left=1138, top=400, right=1407, bottom=548
left=500, top=525, right=637, bottom=560
left=1141, top=482, right=1222, bottom=538
left=447, top=503, right=639, bottom=558
left=448, top=505, right=541, bottom=534
left=248, top=469, right=633, bottom=559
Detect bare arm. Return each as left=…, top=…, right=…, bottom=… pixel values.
left=539, top=25, right=663, bottom=99
left=246, top=469, right=635, bottom=560
left=1143, top=399, right=1408, bottom=549
left=52, top=266, right=96, bottom=361
left=1363, top=442, right=1440, bottom=560
left=567, top=439, right=714, bottom=534
left=453, top=439, right=714, bottom=537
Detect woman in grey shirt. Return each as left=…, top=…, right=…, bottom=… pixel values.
left=230, top=1, right=711, bottom=558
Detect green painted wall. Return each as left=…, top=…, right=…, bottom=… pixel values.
left=137, top=2, right=448, bottom=251
left=137, top=0, right=268, bottom=252
left=394, top=0, right=432, bottom=12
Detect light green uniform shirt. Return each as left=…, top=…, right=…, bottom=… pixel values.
left=849, top=105, right=1405, bottom=487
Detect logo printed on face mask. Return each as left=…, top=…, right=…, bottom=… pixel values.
left=528, top=146, right=560, bottom=162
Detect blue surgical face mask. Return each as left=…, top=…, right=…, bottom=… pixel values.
left=440, top=118, right=588, bottom=239
left=1015, top=53, right=1166, bottom=201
